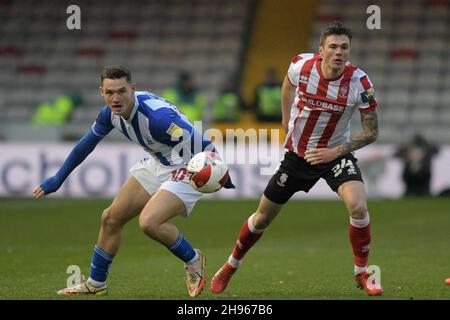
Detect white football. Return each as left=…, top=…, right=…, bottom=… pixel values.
left=187, top=151, right=229, bottom=193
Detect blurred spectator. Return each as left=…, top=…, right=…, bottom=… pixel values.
left=394, top=134, right=439, bottom=197
left=212, top=78, right=243, bottom=123
left=163, top=71, right=206, bottom=122
left=255, top=67, right=282, bottom=122
left=438, top=187, right=450, bottom=197
left=32, top=92, right=82, bottom=126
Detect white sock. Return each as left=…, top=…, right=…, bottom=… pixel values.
left=88, top=277, right=106, bottom=287
left=227, top=255, right=241, bottom=268
left=354, top=265, right=368, bottom=275
left=248, top=213, right=265, bottom=234
left=349, top=213, right=370, bottom=228
left=187, top=250, right=199, bottom=264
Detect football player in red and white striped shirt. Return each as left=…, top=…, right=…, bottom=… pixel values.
left=211, top=21, right=383, bottom=296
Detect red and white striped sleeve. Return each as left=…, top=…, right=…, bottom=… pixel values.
left=287, top=54, right=303, bottom=86
left=355, top=70, right=377, bottom=113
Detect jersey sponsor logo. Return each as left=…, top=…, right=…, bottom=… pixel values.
left=276, top=173, right=288, bottom=187
left=166, top=123, right=184, bottom=139
left=300, top=95, right=345, bottom=113
left=360, top=88, right=375, bottom=103
left=338, top=85, right=349, bottom=98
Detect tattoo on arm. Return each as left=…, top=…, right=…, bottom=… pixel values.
left=336, top=110, right=378, bottom=156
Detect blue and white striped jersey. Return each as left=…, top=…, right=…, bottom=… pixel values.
left=92, top=91, right=212, bottom=166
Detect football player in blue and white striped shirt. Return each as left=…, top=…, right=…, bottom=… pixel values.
left=33, top=65, right=233, bottom=297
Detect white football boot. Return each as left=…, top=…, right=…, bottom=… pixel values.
left=184, top=249, right=206, bottom=297
left=57, top=277, right=107, bottom=296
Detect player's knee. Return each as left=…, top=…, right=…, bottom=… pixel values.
left=138, top=216, right=160, bottom=239
left=101, top=206, right=123, bottom=230
left=347, top=201, right=368, bottom=220
left=253, top=195, right=282, bottom=229
left=252, top=211, right=272, bottom=230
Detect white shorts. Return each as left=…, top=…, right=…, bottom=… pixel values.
left=129, top=156, right=203, bottom=217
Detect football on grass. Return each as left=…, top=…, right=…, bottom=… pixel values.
left=187, top=151, right=229, bottom=193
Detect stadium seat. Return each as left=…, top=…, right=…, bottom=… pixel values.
left=0, top=0, right=253, bottom=140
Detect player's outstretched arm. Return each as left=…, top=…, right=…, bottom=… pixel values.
left=33, top=130, right=103, bottom=198
left=33, top=181, right=54, bottom=199
left=281, top=75, right=297, bottom=133
left=305, top=110, right=378, bottom=165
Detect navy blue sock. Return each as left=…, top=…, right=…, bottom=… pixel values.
left=168, top=233, right=196, bottom=263
left=89, top=245, right=114, bottom=283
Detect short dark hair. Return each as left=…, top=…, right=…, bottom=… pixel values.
left=100, top=65, right=131, bottom=85
left=319, top=21, right=352, bottom=46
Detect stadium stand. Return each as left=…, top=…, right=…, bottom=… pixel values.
left=0, top=0, right=255, bottom=140
left=310, top=0, right=450, bottom=144
left=0, top=0, right=448, bottom=144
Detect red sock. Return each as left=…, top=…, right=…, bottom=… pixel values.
left=231, top=217, right=264, bottom=261
left=349, top=223, right=371, bottom=267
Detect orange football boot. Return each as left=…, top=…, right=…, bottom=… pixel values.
left=355, top=271, right=384, bottom=296
left=210, top=262, right=237, bottom=294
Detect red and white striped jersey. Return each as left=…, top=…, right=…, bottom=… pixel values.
left=284, top=53, right=377, bottom=157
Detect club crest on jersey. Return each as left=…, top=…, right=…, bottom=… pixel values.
left=360, top=88, right=375, bottom=103
left=276, top=173, right=288, bottom=187
left=338, top=85, right=349, bottom=98
left=166, top=123, right=184, bottom=140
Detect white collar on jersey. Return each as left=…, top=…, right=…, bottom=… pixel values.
left=122, top=95, right=139, bottom=124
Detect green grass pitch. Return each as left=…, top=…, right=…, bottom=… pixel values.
left=1, top=197, right=449, bottom=299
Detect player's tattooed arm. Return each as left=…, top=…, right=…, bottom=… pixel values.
left=336, top=110, right=378, bottom=156
left=305, top=110, right=378, bottom=165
